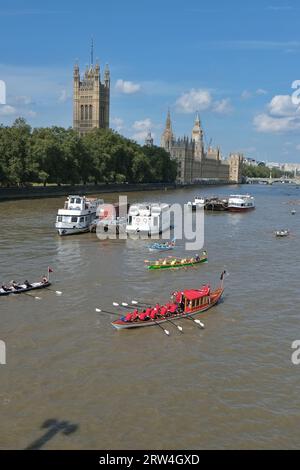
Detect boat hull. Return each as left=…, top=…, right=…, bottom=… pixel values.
left=0, top=281, right=51, bottom=297
left=56, top=227, right=90, bottom=236
left=112, top=287, right=223, bottom=330
left=228, top=206, right=255, bottom=212
left=148, top=257, right=208, bottom=270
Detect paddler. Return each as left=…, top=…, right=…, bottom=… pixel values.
left=132, top=309, right=139, bottom=321
left=150, top=309, right=157, bottom=320
left=139, top=311, right=149, bottom=321
left=159, top=305, right=168, bottom=317
left=124, top=312, right=134, bottom=322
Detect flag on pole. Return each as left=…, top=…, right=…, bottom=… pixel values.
left=220, top=270, right=227, bottom=281
left=48, top=267, right=53, bottom=274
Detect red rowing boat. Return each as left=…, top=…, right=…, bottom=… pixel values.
left=111, top=272, right=225, bottom=330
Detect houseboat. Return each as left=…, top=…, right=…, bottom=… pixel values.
left=126, top=203, right=171, bottom=236
left=55, top=195, right=104, bottom=236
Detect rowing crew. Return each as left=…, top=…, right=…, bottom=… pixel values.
left=155, top=251, right=206, bottom=266
left=1, top=276, right=49, bottom=292
left=122, top=303, right=180, bottom=323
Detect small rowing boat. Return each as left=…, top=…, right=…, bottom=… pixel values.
left=275, top=229, right=290, bottom=238
left=0, top=281, right=51, bottom=297
left=111, top=272, right=225, bottom=330
left=147, top=252, right=207, bottom=270
left=148, top=239, right=176, bottom=252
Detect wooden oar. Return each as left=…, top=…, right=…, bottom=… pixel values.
left=23, top=292, right=41, bottom=300
left=95, top=308, right=119, bottom=316
left=45, top=287, right=63, bottom=296
left=184, top=314, right=205, bottom=329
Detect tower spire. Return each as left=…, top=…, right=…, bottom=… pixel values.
left=91, top=37, right=94, bottom=66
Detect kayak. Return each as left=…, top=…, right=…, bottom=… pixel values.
left=0, top=281, right=51, bottom=297
left=112, top=278, right=224, bottom=330
left=148, top=255, right=207, bottom=270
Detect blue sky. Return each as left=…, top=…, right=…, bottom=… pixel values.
left=0, top=0, right=300, bottom=163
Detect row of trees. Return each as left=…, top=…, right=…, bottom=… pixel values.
left=242, top=163, right=292, bottom=179
left=0, top=118, right=178, bottom=186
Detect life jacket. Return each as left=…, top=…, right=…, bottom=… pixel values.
left=169, top=304, right=177, bottom=314
left=132, top=310, right=139, bottom=320
left=150, top=310, right=157, bottom=320
left=145, top=308, right=152, bottom=316
left=160, top=306, right=167, bottom=317
left=125, top=313, right=133, bottom=322
left=139, top=313, right=147, bottom=321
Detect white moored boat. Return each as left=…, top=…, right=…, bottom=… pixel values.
left=187, top=196, right=205, bottom=211
left=55, top=195, right=104, bottom=236
left=126, top=203, right=170, bottom=236
left=228, top=194, right=255, bottom=212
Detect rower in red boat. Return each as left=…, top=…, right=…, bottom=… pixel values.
left=132, top=309, right=139, bottom=321
left=150, top=309, right=157, bottom=320
left=125, top=312, right=134, bottom=322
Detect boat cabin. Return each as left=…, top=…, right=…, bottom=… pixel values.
left=183, top=286, right=211, bottom=313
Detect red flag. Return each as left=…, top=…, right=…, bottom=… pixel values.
left=48, top=267, right=53, bottom=273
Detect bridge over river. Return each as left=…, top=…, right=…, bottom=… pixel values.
left=246, top=177, right=300, bottom=185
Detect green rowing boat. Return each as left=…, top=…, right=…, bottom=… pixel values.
left=148, top=255, right=208, bottom=270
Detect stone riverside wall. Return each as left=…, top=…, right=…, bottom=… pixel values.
left=0, top=180, right=236, bottom=202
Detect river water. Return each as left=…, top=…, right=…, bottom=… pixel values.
left=0, top=184, right=300, bottom=450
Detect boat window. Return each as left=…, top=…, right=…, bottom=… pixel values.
left=57, top=216, right=62, bottom=222
left=80, top=217, right=84, bottom=222
left=76, top=198, right=81, bottom=204
left=71, top=216, right=78, bottom=223
left=128, top=216, right=132, bottom=224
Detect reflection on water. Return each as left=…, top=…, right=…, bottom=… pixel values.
left=1, top=185, right=300, bottom=449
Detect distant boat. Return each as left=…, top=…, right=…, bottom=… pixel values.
left=275, top=230, right=290, bottom=238
left=187, top=197, right=205, bottom=211
left=149, top=239, right=176, bottom=252
left=228, top=195, right=255, bottom=212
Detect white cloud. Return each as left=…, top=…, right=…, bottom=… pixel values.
left=132, top=118, right=153, bottom=131
left=13, top=95, right=32, bottom=105
left=241, top=89, right=267, bottom=100
left=115, top=79, right=141, bottom=94
left=213, top=98, right=233, bottom=114
left=132, top=130, right=155, bottom=142
left=256, top=88, right=267, bottom=96
left=26, top=110, right=37, bottom=117
left=268, top=95, right=300, bottom=117
left=176, top=89, right=212, bottom=113
left=58, top=89, right=70, bottom=103
left=0, top=104, right=16, bottom=116
left=254, top=93, right=300, bottom=133
left=111, top=117, right=124, bottom=132
left=254, top=113, right=300, bottom=133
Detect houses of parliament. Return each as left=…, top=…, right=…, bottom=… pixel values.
left=73, top=53, right=110, bottom=135
left=160, top=110, right=243, bottom=184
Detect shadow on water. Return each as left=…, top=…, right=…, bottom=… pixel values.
left=25, top=419, right=79, bottom=450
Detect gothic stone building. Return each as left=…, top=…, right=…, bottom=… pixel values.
left=73, top=61, right=110, bottom=135
left=161, top=111, right=243, bottom=184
